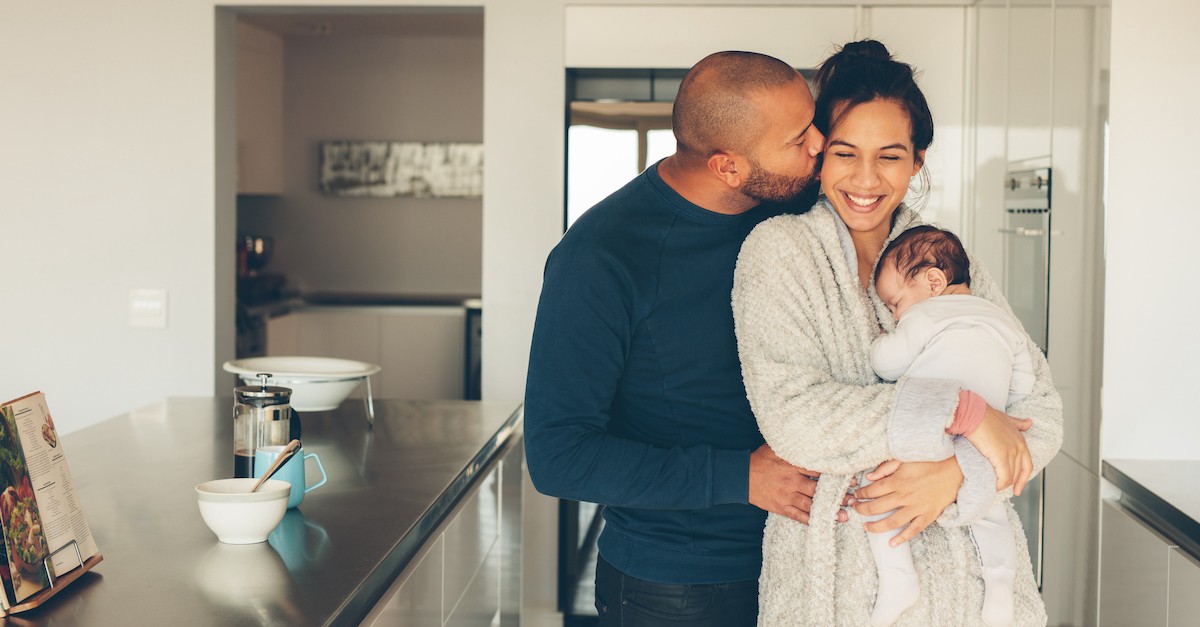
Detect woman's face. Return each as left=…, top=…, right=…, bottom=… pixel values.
left=820, top=99, right=924, bottom=243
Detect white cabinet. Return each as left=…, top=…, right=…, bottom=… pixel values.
left=236, top=21, right=284, bottom=195
left=1007, top=4, right=1055, bottom=163
left=1100, top=500, right=1172, bottom=626
left=1169, top=548, right=1200, bottom=626
left=380, top=311, right=467, bottom=401
left=1042, top=455, right=1100, bottom=626
left=365, top=435, right=522, bottom=626
left=266, top=306, right=467, bottom=400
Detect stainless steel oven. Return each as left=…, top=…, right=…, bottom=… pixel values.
left=1001, top=167, right=1051, bottom=588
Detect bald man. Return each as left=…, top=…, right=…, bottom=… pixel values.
left=525, top=51, right=825, bottom=626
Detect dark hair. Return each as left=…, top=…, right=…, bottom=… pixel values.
left=812, top=40, right=934, bottom=168
left=876, top=225, right=971, bottom=288
left=673, top=51, right=802, bottom=157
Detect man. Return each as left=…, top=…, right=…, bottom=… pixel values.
left=524, top=51, right=825, bottom=626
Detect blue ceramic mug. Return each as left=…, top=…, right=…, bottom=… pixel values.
left=254, top=445, right=327, bottom=509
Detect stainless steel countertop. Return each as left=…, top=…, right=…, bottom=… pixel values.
left=243, top=292, right=482, bottom=319
left=1103, top=459, right=1200, bottom=559
left=16, top=397, right=521, bottom=626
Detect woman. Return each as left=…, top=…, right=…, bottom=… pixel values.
left=732, top=41, right=1062, bottom=625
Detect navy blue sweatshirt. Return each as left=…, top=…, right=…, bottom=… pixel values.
left=524, top=164, right=789, bottom=584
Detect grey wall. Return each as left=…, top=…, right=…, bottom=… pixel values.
left=239, top=25, right=484, bottom=295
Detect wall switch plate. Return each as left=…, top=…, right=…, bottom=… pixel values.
left=129, top=288, right=168, bottom=329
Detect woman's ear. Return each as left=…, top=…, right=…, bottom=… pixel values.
left=912, top=149, right=927, bottom=176
left=925, top=267, right=949, bottom=296
left=707, top=152, right=746, bottom=189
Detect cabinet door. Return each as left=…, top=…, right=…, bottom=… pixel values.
left=365, top=535, right=443, bottom=626
left=498, top=437, right=524, bottom=627
left=265, top=312, right=300, bottom=356
left=379, top=308, right=466, bottom=400
left=1041, top=455, right=1099, bottom=626
left=292, top=310, right=381, bottom=366
left=1169, top=548, right=1200, bottom=626
left=1099, top=500, right=1171, bottom=626
left=444, top=466, right=500, bottom=618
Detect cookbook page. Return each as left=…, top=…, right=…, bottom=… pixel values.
left=0, top=401, right=51, bottom=603
left=4, top=393, right=99, bottom=578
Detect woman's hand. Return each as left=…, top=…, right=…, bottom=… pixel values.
left=965, top=405, right=1034, bottom=495
left=853, top=457, right=963, bottom=546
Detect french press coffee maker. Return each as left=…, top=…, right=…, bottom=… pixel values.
left=233, top=373, right=303, bottom=478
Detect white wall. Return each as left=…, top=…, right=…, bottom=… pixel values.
left=1103, top=0, right=1200, bottom=460
left=239, top=21, right=485, bottom=295
left=0, top=1, right=222, bottom=431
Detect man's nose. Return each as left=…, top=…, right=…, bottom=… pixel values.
left=809, top=128, right=825, bottom=157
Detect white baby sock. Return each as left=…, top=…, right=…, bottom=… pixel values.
left=972, top=504, right=1018, bottom=626
left=867, top=526, right=919, bottom=626
left=981, top=565, right=1016, bottom=626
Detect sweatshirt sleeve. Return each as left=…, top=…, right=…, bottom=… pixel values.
left=733, top=220, right=955, bottom=475
left=523, top=240, right=750, bottom=510
left=870, top=313, right=932, bottom=382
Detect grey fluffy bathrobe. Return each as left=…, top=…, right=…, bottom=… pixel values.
left=732, top=202, right=1062, bottom=626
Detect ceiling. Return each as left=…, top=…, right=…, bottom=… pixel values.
left=238, top=9, right=483, bottom=38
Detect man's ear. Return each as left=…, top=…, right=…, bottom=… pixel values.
left=707, top=152, right=746, bottom=189
left=925, top=267, right=948, bottom=296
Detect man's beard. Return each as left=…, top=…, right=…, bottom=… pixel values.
left=742, top=158, right=818, bottom=207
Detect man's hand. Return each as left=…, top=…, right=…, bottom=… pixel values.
left=749, top=443, right=843, bottom=524
left=852, top=457, right=963, bottom=546
left=965, top=406, right=1034, bottom=495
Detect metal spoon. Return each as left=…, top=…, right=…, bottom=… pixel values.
left=250, top=439, right=301, bottom=493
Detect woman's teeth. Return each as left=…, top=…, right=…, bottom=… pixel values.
left=846, top=192, right=882, bottom=207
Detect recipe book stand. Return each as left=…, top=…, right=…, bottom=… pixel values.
left=3, top=540, right=104, bottom=615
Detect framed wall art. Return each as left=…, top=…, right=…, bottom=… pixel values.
left=318, top=141, right=483, bottom=198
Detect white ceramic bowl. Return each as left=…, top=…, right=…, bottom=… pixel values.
left=196, top=478, right=290, bottom=544
left=223, top=356, right=381, bottom=411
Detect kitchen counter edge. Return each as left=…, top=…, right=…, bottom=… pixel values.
left=1102, top=459, right=1200, bottom=561
left=333, top=404, right=523, bottom=627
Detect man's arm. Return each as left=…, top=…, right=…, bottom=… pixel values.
left=525, top=244, right=816, bottom=518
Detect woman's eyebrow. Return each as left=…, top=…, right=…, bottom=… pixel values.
left=827, top=139, right=911, bottom=152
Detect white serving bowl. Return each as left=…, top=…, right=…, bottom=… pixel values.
left=196, top=478, right=290, bottom=544
left=223, top=356, right=381, bottom=411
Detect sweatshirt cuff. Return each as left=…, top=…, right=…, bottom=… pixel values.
left=712, top=448, right=752, bottom=505
left=948, top=390, right=986, bottom=436
left=888, top=377, right=959, bottom=462
left=938, top=437, right=1002, bottom=528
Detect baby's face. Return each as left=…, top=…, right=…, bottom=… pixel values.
left=876, top=261, right=935, bottom=320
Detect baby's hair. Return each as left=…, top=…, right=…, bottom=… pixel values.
left=876, top=225, right=971, bottom=287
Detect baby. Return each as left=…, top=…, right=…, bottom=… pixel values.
left=866, top=225, right=1036, bottom=627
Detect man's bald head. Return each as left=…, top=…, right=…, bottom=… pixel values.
left=672, top=51, right=802, bottom=160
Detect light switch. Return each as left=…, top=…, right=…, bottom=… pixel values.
left=129, top=288, right=168, bottom=329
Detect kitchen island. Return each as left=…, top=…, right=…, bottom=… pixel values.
left=10, top=397, right=522, bottom=626
left=1099, top=459, right=1200, bottom=624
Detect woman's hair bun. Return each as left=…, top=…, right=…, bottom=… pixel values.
left=839, top=39, right=892, bottom=62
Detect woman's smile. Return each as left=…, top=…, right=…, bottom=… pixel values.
left=842, top=191, right=885, bottom=212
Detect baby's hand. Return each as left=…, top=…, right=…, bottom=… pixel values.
left=965, top=407, right=1033, bottom=495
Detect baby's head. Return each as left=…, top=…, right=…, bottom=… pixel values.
left=874, top=225, right=971, bottom=320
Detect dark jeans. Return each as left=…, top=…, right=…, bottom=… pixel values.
left=594, top=555, right=758, bottom=627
